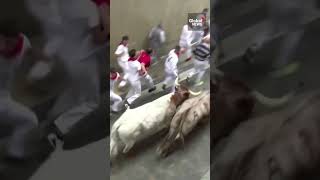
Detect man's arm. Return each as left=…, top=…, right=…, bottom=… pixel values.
left=114, top=46, right=124, bottom=57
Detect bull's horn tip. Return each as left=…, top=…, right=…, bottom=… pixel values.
left=189, top=90, right=202, bottom=96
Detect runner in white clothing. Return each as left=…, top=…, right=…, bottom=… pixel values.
left=0, top=29, right=39, bottom=159
left=110, top=68, right=123, bottom=112
left=187, top=34, right=211, bottom=86
left=125, top=49, right=142, bottom=106
left=27, top=0, right=104, bottom=132
left=179, top=25, right=194, bottom=62
left=162, top=46, right=181, bottom=92
left=115, top=35, right=130, bottom=87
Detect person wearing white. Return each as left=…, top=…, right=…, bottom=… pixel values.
left=110, top=70, right=123, bottom=112
left=115, top=35, right=130, bottom=87
left=162, top=46, right=181, bottom=92
left=188, top=35, right=211, bottom=86
left=27, top=0, right=103, bottom=127
left=0, top=31, right=38, bottom=158
left=126, top=49, right=142, bottom=105
left=179, top=25, right=195, bottom=61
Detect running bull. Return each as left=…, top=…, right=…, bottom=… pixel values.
left=157, top=91, right=210, bottom=157
left=211, top=73, right=302, bottom=147
left=211, top=90, right=320, bottom=180
left=110, top=79, right=200, bottom=161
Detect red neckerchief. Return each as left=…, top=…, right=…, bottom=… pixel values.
left=91, top=0, right=108, bottom=6
left=1, top=34, right=24, bottom=59
left=110, top=72, right=120, bottom=80
left=175, top=51, right=180, bottom=57
left=128, top=57, right=136, bottom=61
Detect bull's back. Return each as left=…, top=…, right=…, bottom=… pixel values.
left=112, top=94, right=172, bottom=135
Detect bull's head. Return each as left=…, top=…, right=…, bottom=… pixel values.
left=171, top=78, right=201, bottom=107
left=211, top=75, right=255, bottom=146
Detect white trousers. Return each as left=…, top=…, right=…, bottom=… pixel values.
left=140, top=73, right=155, bottom=89
left=179, top=42, right=192, bottom=59
left=110, top=91, right=122, bottom=112
left=47, top=55, right=100, bottom=123
left=117, top=61, right=129, bottom=81
left=188, top=59, right=209, bottom=82
left=126, top=79, right=141, bottom=104
left=163, top=70, right=177, bottom=92
left=0, top=95, right=38, bottom=158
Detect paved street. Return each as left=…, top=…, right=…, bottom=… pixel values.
left=110, top=68, right=210, bottom=180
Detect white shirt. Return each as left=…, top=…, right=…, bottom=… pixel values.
left=179, top=25, right=194, bottom=48
left=115, top=44, right=129, bottom=62
left=127, top=60, right=141, bottom=82
left=0, top=34, right=31, bottom=94
left=27, top=0, right=100, bottom=61
left=164, top=49, right=179, bottom=75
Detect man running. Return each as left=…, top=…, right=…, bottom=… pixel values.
left=187, top=35, right=211, bottom=86
left=0, top=29, right=38, bottom=159
left=110, top=68, right=123, bottom=112
left=27, top=0, right=104, bottom=134
left=137, top=48, right=157, bottom=93
left=162, top=46, right=181, bottom=92
left=149, top=23, right=166, bottom=62
left=115, top=36, right=130, bottom=87
left=179, top=24, right=195, bottom=62
left=125, top=49, right=142, bottom=106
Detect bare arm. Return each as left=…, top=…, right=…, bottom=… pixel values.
left=141, top=63, right=147, bottom=74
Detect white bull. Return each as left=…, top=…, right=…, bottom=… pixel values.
left=110, top=83, right=200, bottom=161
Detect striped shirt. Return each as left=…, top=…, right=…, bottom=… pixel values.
left=193, top=42, right=210, bottom=61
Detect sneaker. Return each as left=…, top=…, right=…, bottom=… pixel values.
left=148, top=86, right=157, bottom=93
left=242, top=45, right=257, bottom=64
left=124, top=100, right=131, bottom=109
left=195, top=81, right=204, bottom=86
left=270, top=62, right=300, bottom=78
left=162, top=84, right=166, bottom=90
left=48, top=133, right=64, bottom=150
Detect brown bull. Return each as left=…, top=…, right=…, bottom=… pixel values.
left=156, top=91, right=210, bottom=157
left=211, top=91, right=320, bottom=180
left=211, top=74, right=302, bottom=147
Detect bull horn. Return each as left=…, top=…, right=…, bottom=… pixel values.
left=188, top=89, right=202, bottom=96
left=251, top=90, right=294, bottom=108
left=175, top=77, right=180, bottom=86
left=252, top=82, right=303, bottom=107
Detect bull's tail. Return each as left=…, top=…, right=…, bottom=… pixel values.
left=252, top=82, right=304, bottom=108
